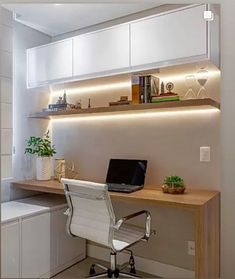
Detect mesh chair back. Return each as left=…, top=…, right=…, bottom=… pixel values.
left=62, top=178, right=115, bottom=248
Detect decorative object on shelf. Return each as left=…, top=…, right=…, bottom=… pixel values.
left=76, top=100, right=82, bottom=109
left=162, top=175, right=185, bottom=194
left=42, top=91, right=82, bottom=112
left=196, top=67, right=209, bottom=99
left=25, top=131, right=56, bottom=181
left=54, top=158, right=66, bottom=181
left=160, top=81, right=165, bottom=95
left=54, top=159, right=79, bottom=181
left=166, top=82, right=174, bottom=93
left=151, top=81, right=179, bottom=103
left=65, top=161, right=79, bottom=180
left=109, top=96, right=131, bottom=106
left=63, top=90, right=67, bottom=104
left=88, top=98, right=91, bottom=108
left=184, top=74, right=197, bottom=100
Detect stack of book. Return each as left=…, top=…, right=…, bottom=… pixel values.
left=151, top=92, right=180, bottom=103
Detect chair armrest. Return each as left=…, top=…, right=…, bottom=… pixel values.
left=114, top=210, right=152, bottom=240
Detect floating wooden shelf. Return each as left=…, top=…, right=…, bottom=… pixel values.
left=29, top=98, right=220, bottom=119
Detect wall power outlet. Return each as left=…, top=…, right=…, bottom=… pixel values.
left=187, top=241, right=195, bottom=256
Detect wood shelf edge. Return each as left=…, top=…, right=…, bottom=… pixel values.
left=28, top=99, right=220, bottom=119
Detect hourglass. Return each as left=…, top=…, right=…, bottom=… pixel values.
left=184, top=74, right=197, bottom=99
left=196, top=68, right=209, bottom=99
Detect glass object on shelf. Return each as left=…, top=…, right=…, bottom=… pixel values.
left=196, top=68, right=209, bottom=99
left=184, top=74, right=197, bottom=100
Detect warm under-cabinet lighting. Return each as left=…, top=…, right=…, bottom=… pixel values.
left=160, top=70, right=220, bottom=83
left=51, top=107, right=219, bottom=123
left=51, top=81, right=131, bottom=97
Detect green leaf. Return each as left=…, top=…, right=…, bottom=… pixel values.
left=24, top=131, right=56, bottom=157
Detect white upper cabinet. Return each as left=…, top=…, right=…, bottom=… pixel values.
left=130, top=5, right=208, bottom=69
left=26, top=4, right=219, bottom=88
left=27, top=39, right=73, bottom=87
left=73, top=24, right=130, bottom=77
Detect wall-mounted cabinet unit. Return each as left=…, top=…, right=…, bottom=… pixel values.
left=130, top=4, right=211, bottom=70
left=27, top=39, right=73, bottom=88
left=26, top=4, right=219, bottom=88
left=73, top=24, right=130, bottom=78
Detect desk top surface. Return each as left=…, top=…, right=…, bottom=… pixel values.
left=12, top=179, right=219, bottom=209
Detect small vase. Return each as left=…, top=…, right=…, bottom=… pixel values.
left=36, top=156, right=51, bottom=180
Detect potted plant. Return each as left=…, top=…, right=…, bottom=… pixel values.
left=162, top=175, right=185, bottom=194
left=25, top=131, right=56, bottom=180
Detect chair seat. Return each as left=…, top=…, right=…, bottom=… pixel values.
left=112, top=223, right=145, bottom=251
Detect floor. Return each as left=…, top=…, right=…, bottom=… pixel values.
left=53, top=257, right=157, bottom=278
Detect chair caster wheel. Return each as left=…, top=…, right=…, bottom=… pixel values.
left=130, top=267, right=136, bottom=274
left=89, top=264, right=96, bottom=275
left=129, top=255, right=136, bottom=274
left=114, top=269, right=119, bottom=278
left=107, top=268, right=113, bottom=278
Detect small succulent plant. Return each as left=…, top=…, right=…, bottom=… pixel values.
left=164, top=175, right=185, bottom=188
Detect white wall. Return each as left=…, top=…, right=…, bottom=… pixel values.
left=0, top=7, right=13, bottom=201
left=219, top=1, right=235, bottom=277
left=1, top=21, right=51, bottom=202
left=0, top=8, right=13, bottom=179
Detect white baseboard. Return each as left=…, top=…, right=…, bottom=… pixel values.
left=87, top=244, right=195, bottom=278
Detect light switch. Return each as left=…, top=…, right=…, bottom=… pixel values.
left=200, top=146, right=211, bottom=162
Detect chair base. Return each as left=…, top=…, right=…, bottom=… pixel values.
left=87, top=271, right=140, bottom=278
left=86, top=252, right=141, bottom=278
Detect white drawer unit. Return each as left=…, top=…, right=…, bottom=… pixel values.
left=27, top=38, right=73, bottom=87
left=130, top=5, right=209, bottom=69
left=21, top=212, right=51, bottom=278
left=73, top=24, right=130, bottom=77
left=1, top=194, right=86, bottom=278
left=1, top=221, right=20, bottom=278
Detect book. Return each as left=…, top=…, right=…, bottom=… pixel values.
left=151, top=96, right=180, bottom=103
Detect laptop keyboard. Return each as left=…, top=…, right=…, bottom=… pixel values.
left=107, top=183, right=143, bottom=193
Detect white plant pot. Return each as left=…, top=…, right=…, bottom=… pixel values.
left=36, top=156, right=51, bottom=180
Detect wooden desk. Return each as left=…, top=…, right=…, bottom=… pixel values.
left=12, top=179, right=220, bottom=279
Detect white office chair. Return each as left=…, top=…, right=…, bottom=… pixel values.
left=62, top=178, right=155, bottom=278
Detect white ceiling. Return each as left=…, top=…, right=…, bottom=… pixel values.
left=3, top=3, right=159, bottom=36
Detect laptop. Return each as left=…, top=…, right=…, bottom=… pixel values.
left=106, top=159, right=148, bottom=193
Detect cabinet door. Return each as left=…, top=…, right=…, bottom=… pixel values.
left=21, top=212, right=52, bottom=278
left=131, top=5, right=207, bottom=68
left=27, top=39, right=73, bottom=87
left=1, top=221, right=20, bottom=278
left=53, top=208, right=86, bottom=267
left=73, top=24, right=130, bottom=76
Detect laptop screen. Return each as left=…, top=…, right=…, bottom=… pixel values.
left=106, top=159, right=147, bottom=186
